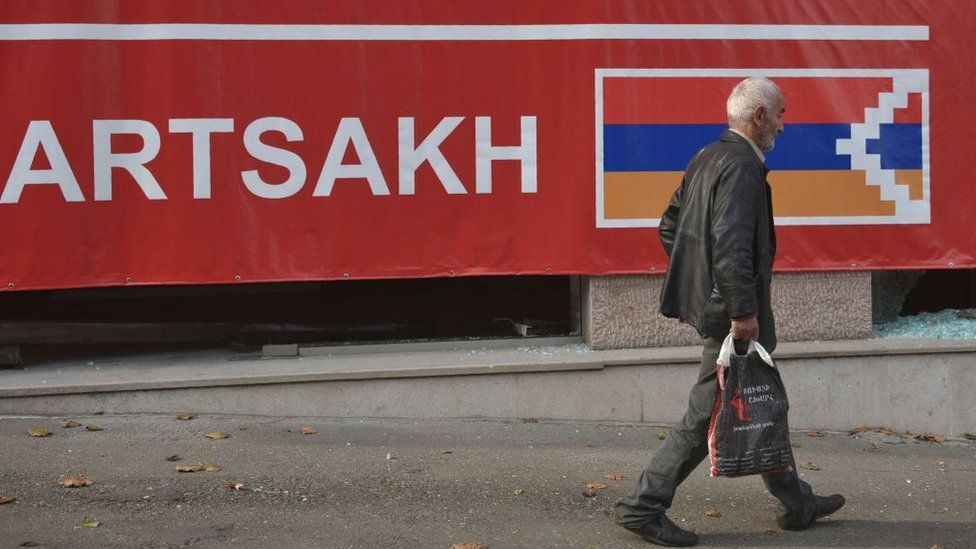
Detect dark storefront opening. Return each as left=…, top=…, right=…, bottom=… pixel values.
left=900, top=269, right=976, bottom=315
left=0, top=276, right=579, bottom=363
left=873, top=268, right=976, bottom=330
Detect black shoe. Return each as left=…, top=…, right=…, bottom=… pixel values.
left=778, top=494, right=846, bottom=530
left=617, top=514, right=699, bottom=547
left=814, top=494, right=846, bottom=520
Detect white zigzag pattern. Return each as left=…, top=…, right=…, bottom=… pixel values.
left=835, top=76, right=928, bottom=220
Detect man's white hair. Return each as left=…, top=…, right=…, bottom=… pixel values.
left=726, top=77, right=782, bottom=127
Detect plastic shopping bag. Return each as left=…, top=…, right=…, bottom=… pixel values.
left=706, top=334, right=792, bottom=477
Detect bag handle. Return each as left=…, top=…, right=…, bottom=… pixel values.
left=716, top=334, right=775, bottom=391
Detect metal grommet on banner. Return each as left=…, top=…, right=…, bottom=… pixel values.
left=545, top=267, right=553, bottom=274
left=850, top=263, right=857, bottom=269
left=650, top=267, right=657, bottom=273
left=6, top=282, right=13, bottom=290
left=342, top=273, right=349, bottom=279
left=949, top=261, right=955, bottom=268
left=124, top=276, right=132, bottom=284
left=234, top=275, right=242, bottom=282
left=448, top=270, right=456, bottom=277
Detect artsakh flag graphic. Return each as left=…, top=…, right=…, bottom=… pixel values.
left=596, top=69, right=929, bottom=227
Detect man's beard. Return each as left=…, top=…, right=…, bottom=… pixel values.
left=760, top=121, right=778, bottom=152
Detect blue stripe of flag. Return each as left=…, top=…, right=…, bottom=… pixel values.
left=866, top=124, right=922, bottom=169
left=603, top=123, right=854, bottom=172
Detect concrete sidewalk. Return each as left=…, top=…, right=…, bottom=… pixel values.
left=2, top=339, right=975, bottom=436
left=0, top=415, right=972, bottom=548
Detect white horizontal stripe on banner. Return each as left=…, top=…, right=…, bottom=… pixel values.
left=0, top=23, right=929, bottom=42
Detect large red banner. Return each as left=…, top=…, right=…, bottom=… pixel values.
left=0, top=1, right=971, bottom=291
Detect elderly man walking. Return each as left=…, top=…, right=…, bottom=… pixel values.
left=612, top=77, right=845, bottom=547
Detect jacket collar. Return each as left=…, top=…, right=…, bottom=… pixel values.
left=720, top=129, right=770, bottom=175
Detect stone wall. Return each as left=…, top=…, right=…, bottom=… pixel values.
left=583, top=272, right=872, bottom=349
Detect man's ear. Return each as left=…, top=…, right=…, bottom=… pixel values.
left=752, top=105, right=766, bottom=127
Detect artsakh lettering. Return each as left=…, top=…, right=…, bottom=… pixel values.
left=0, top=116, right=538, bottom=204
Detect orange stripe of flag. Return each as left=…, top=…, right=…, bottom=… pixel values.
left=603, top=170, right=898, bottom=220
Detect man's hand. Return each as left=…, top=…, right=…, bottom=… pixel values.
left=730, top=314, right=759, bottom=341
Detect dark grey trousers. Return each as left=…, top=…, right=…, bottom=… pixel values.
left=613, top=337, right=817, bottom=529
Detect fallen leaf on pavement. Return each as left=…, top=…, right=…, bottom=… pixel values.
left=964, top=433, right=976, bottom=441
left=238, top=425, right=248, bottom=431
left=584, top=483, right=607, bottom=490
left=764, top=528, right=778, bottom=535
left=866, top=442, right=879, bottom=451
left=520, top=417, right=539, bottom=423
left=877, top=426, right=893, bottom=436
left=452, top=542, right=489, bottom=549
left=175, top=464, right=205, bottom=473
left=85, top=425, right=103, bottom=432
left=82, top=515, right=100, bottom=528
left=386, top=452, right=396, bottom=460
left=19, top=541, right=39, bottom=547
left=439, top=450, right=454, bottom=455
left=0, top=496, right=15, bottom=505
left=931, top=545, right=944, bottom=549
left=96, top=488, right=107, bottom=494
left=581, top=491, right=596, bottom=498
left=204, top=432, right=229, bottom=439
left=604, top=472, right=627, bottom=481
left=658, top=429, right=667, bottom=440
left=921, top=433, right=947, bottom=443
left=201, top=461, right=222, bottom=472
left=63, top=420, right=80, bottom=428
left=513, top=489, right=525, bottom=495
left=60, top=475, right=92, bottom=488
left=177, top=412, right=198, bottom=421
left=164, top=455, right=181, bottom=462
left=706, top=507, right=722, bottom=518
left=299, top=426, right=316, bottom=435
left=181, top=491, right=195, bottom=499
left=937, top=460, right=945, bottom=470
left=26, top=428, right=52, bottom=438
left=226, top=481, right=246, bottom=490
left=849, top=425, right=869, bottom=435
left=799, top=461, right=821, bottom=471
left=806, top=430, right=823, bottom=438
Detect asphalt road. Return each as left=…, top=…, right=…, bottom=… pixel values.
left=0, top=415, right=973, bottom=548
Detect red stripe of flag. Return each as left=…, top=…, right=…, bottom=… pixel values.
left=603, top=76, right=893, bottom=125
left=893, top=92, right=922, bottom=123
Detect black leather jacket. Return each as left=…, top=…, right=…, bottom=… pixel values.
left=658, top=130, right=778, bottom=351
